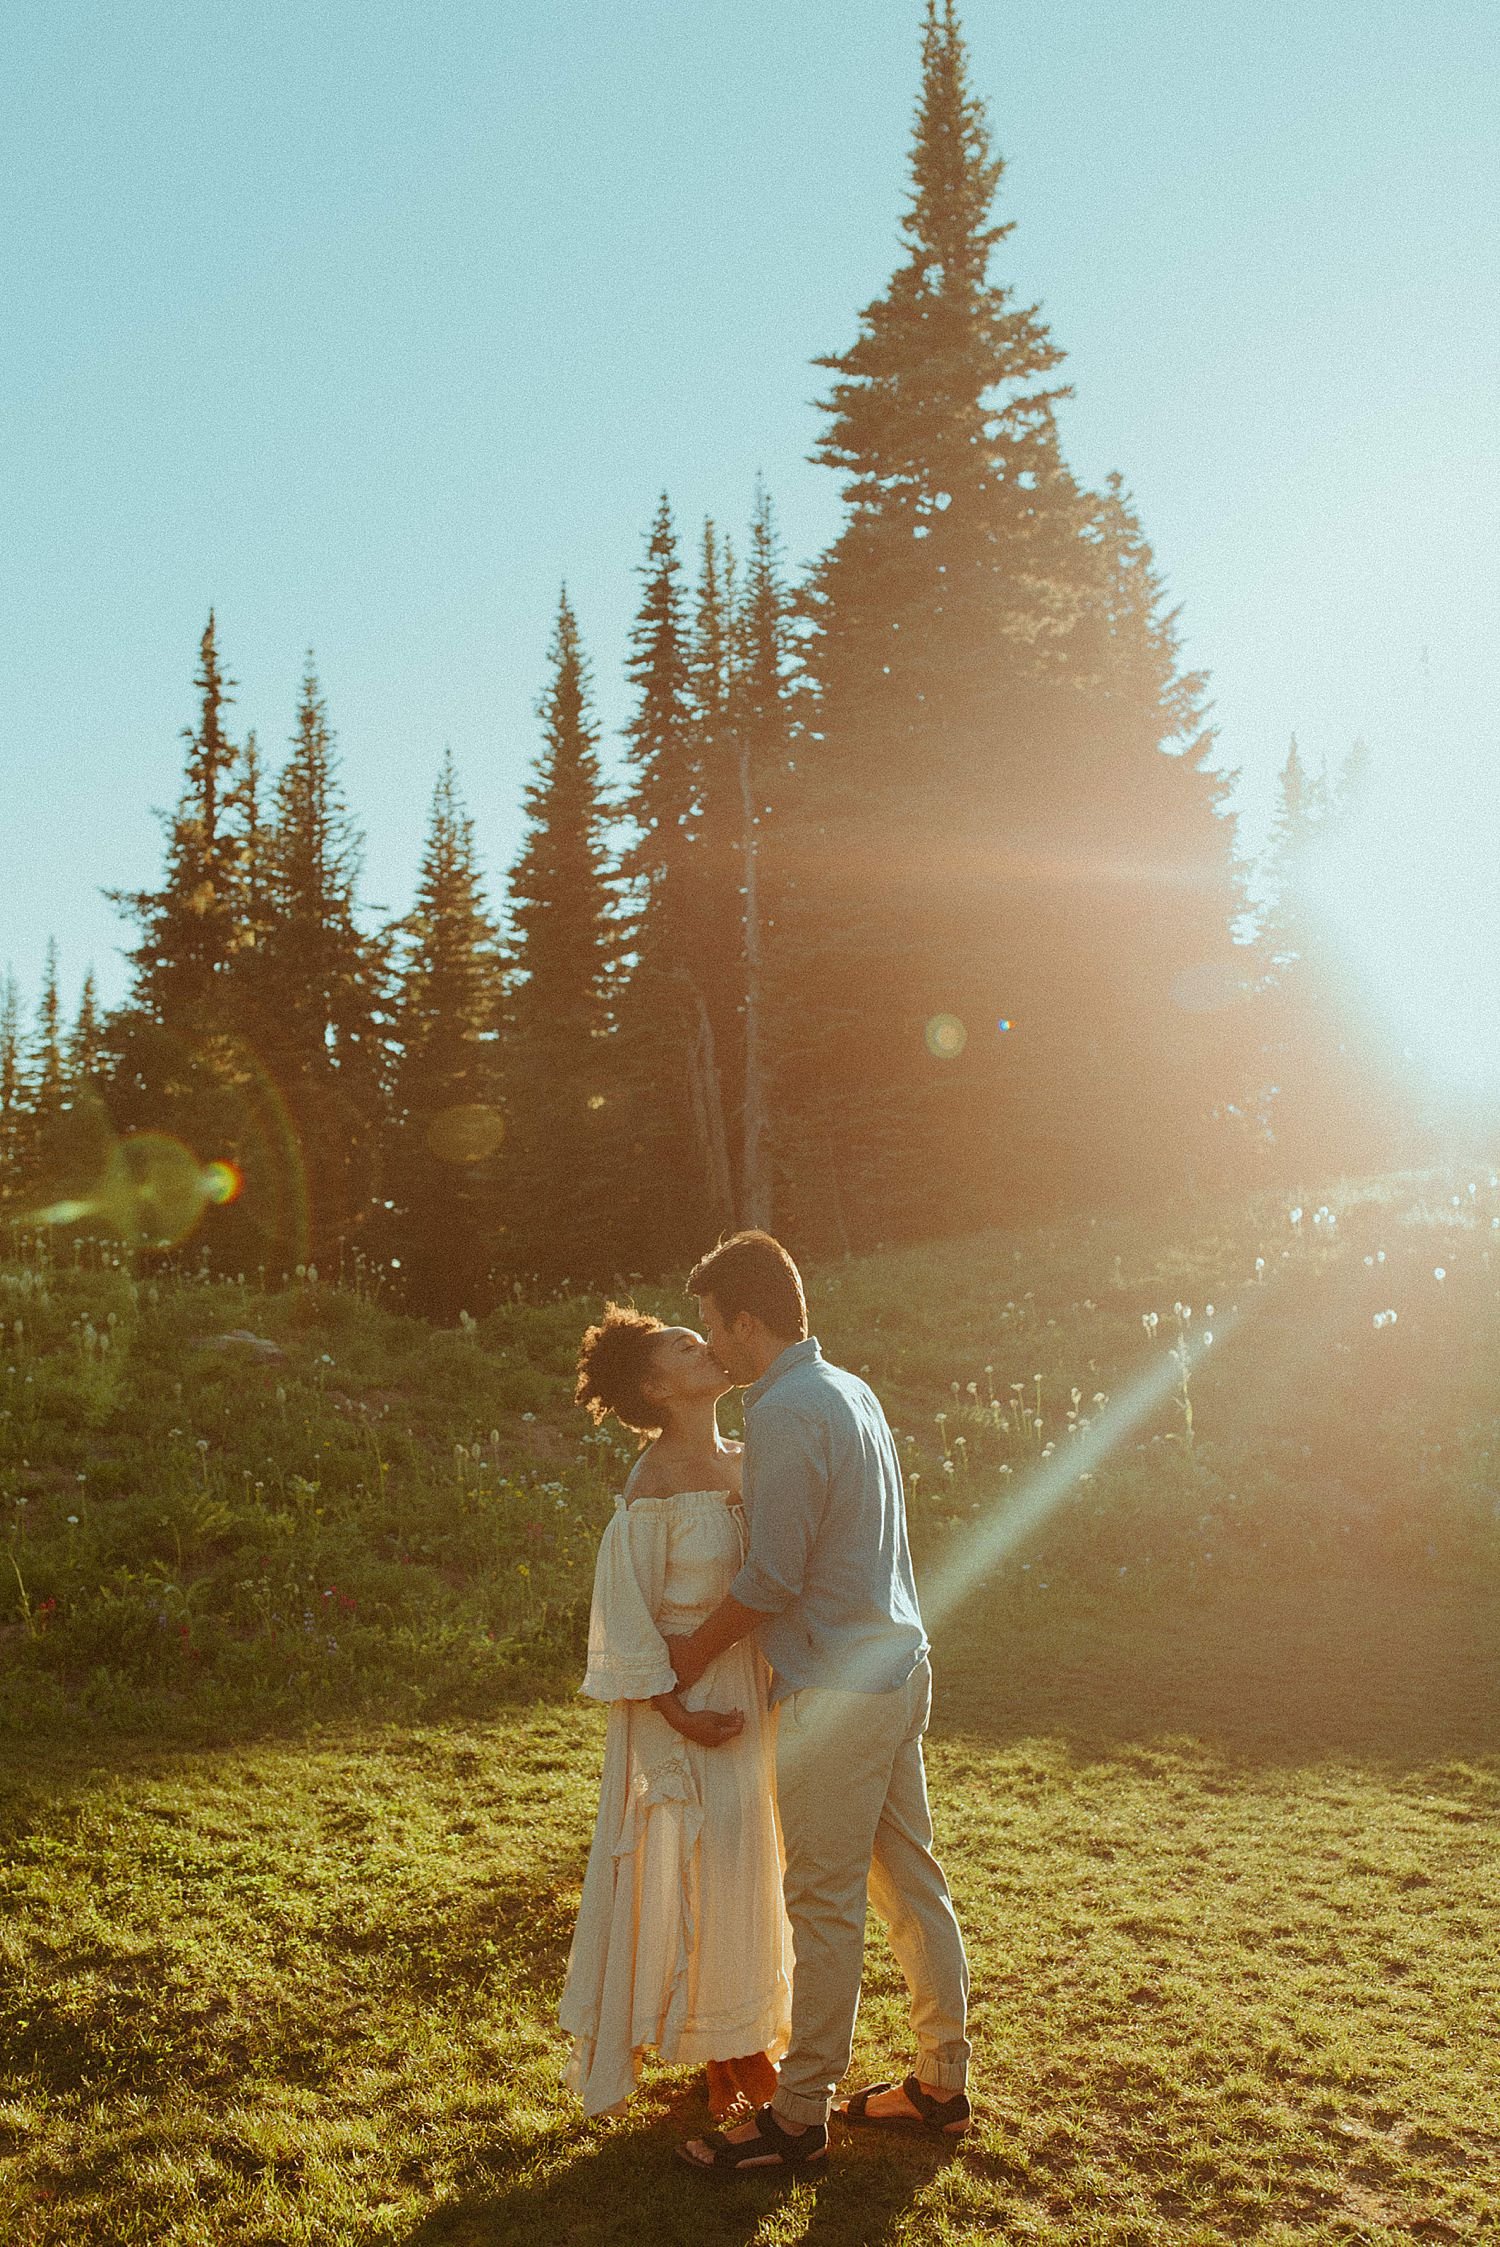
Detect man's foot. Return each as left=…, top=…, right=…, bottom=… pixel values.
left=834, top=2075, right=971, bottom=2136
left=677, top=2104, right=829, bottom=2177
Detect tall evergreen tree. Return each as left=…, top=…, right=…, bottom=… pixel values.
left=783, top=2, right=1240, bottom=1241
left=244, top=657, right=388, bottom=1263
left=691, top=518, right=747, bottom=1184
left=783, top=2, right=1082, bottom=1242
left=68, top=971, right=106, bottom=1086
left=117, top=612, right=243, bottom=1024
left=0, top=970, right=28, bottom=1214
left=227, top=730, right=275, bottom=956
left=735, top=482, right=799, bottom=1227
left=105, top=614, right=255, bottom=1253
left=384, top=753, right=505, bottom=1315
left=501, top=592, right=625, bottom=1286
left=618, top=500, right=733, bottom=1259
left=31, top=942, right=66, bottom=1125
left=1023, top=473, right=1248, bottom=1203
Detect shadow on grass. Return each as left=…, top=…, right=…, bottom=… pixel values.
left=401, top=2101, right=955, bottom=2247
left=4, top=1579, right=1498, bottom=1848
left=934, top=1577, right=1500, bottom=1773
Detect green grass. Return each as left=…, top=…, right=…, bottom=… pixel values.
left=2, top=1584, right=1496, bottom=2244
left=1, top=1171, right=1498, bottom=2241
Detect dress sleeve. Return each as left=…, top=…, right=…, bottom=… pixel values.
left=580, top=1501, right=677, bottom=1703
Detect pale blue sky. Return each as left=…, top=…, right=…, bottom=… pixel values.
left=3, top=0, right=1497, bottom=1015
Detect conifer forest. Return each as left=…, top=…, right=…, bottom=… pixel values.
left=0, top=6, right=1441, bottom=1310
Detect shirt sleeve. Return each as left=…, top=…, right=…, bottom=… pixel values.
left=580, top=1502, right=677, bottom=1702
left=731, top=1405, right=829, bottom=1615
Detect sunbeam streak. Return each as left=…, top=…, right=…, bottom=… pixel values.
left=918, top=1313, right=1239, bottom=1635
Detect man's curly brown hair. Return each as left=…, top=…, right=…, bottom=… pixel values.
left=574, top=1303, right=667, bottom=1436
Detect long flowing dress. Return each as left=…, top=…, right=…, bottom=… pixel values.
left=559, top=1487, right=792, bottom=2118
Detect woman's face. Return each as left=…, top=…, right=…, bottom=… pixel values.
left=646, top=1326, right=732, bottom=1413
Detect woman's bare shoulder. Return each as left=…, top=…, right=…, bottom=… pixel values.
left=622, top=1442, right=669, bottom=1504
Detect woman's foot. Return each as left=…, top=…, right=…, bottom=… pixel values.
left=728, top=2050, right=778, bottom=2110
left=706, top=2059, right=740, bottom=2121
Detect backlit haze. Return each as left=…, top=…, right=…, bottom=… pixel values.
left=3, top=0, right=1496, bottom=1095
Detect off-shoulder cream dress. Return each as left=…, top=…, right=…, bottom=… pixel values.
left=559, top=1488, right=792, bottom=2117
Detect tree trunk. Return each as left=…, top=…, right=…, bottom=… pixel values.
left=678, top=971, right=735, bottom=1234
left=739, top=735, right=772, bottom=1228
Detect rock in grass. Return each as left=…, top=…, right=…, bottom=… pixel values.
left=192, top=1330, right=288, bottom=1364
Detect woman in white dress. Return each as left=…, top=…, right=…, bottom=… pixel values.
left=559, top=1304, right=792, bottom=2121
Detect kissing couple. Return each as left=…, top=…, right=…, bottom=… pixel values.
left=559, top=1230, right=972, bottom=2176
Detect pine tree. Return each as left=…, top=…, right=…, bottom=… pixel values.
left=31, top=942, right=66, bottom=1124
left=784, top=1, right=1084, bottom=1243
left=735, top=483, right=799, bottom=1227
left=68, top=971, right=106, bottom=1086
left=1021, top=473, right=1248, bottom=1203
left=783, top=3, right=1241, bottom=1240
left=245, top=657, right=388, bottom=1263
left=227, top=730, right=275, bottom=957
left=691, top=518, right=747, bottom=1189
left=384, top=753, right=505, bottom=1315
left=117, top=613, right=243, bottom=1025
left=617, top=500, right=733, bottom=1260
left=0, top=970, right=29, bottom=1215
left=501, top=592, right=625, bottom=1287
left=104, top=614, right=258, bottom=1257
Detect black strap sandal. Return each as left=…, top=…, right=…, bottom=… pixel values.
left=676, top=2106, right=830, bottom=2177
left=838, top=2074, right=972, bottom=2136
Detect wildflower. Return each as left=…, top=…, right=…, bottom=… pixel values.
left=67, top=1514, right=78, bottom=1525
left=1434, top=1267, right=1446, bottom=1282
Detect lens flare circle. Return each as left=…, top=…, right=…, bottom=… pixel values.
left=203, top=1160, right=243, bottom=1206
left=925, top=1014, right=968, bottom=1061
left=114, top=1133, right=213, bottom=1248
left=425, top=1104, right=506, bottom=1164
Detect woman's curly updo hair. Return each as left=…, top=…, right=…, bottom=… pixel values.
left=574, top=1303, right=667, bottom=1437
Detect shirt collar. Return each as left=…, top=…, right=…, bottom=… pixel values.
left=745, top=1335, right=821, bottom=1407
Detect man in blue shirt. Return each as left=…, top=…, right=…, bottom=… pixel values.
left=670, top=1232, right=971, bottom=2177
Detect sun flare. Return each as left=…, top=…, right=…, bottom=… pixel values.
left=1309, top=749, right=1500, bottom=1101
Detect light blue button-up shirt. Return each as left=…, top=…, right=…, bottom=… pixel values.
left=730, top=1337, right=928, bottom=1701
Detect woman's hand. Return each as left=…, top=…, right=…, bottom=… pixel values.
left=675, top=1706, right=745, bottom=1748
left=650, top=1687, right=744, bottom=1746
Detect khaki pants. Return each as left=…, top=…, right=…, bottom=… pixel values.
left=771, top=1656, right=970, bottom=2128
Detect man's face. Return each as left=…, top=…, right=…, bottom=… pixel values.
left=696, top=1293, right=754, bottom=1387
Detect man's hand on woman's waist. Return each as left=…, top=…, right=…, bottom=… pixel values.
left=666, top=1594, right=765, bottom=1689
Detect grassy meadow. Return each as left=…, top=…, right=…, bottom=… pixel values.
left=2, top=1171, right=1499, bottom=2243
